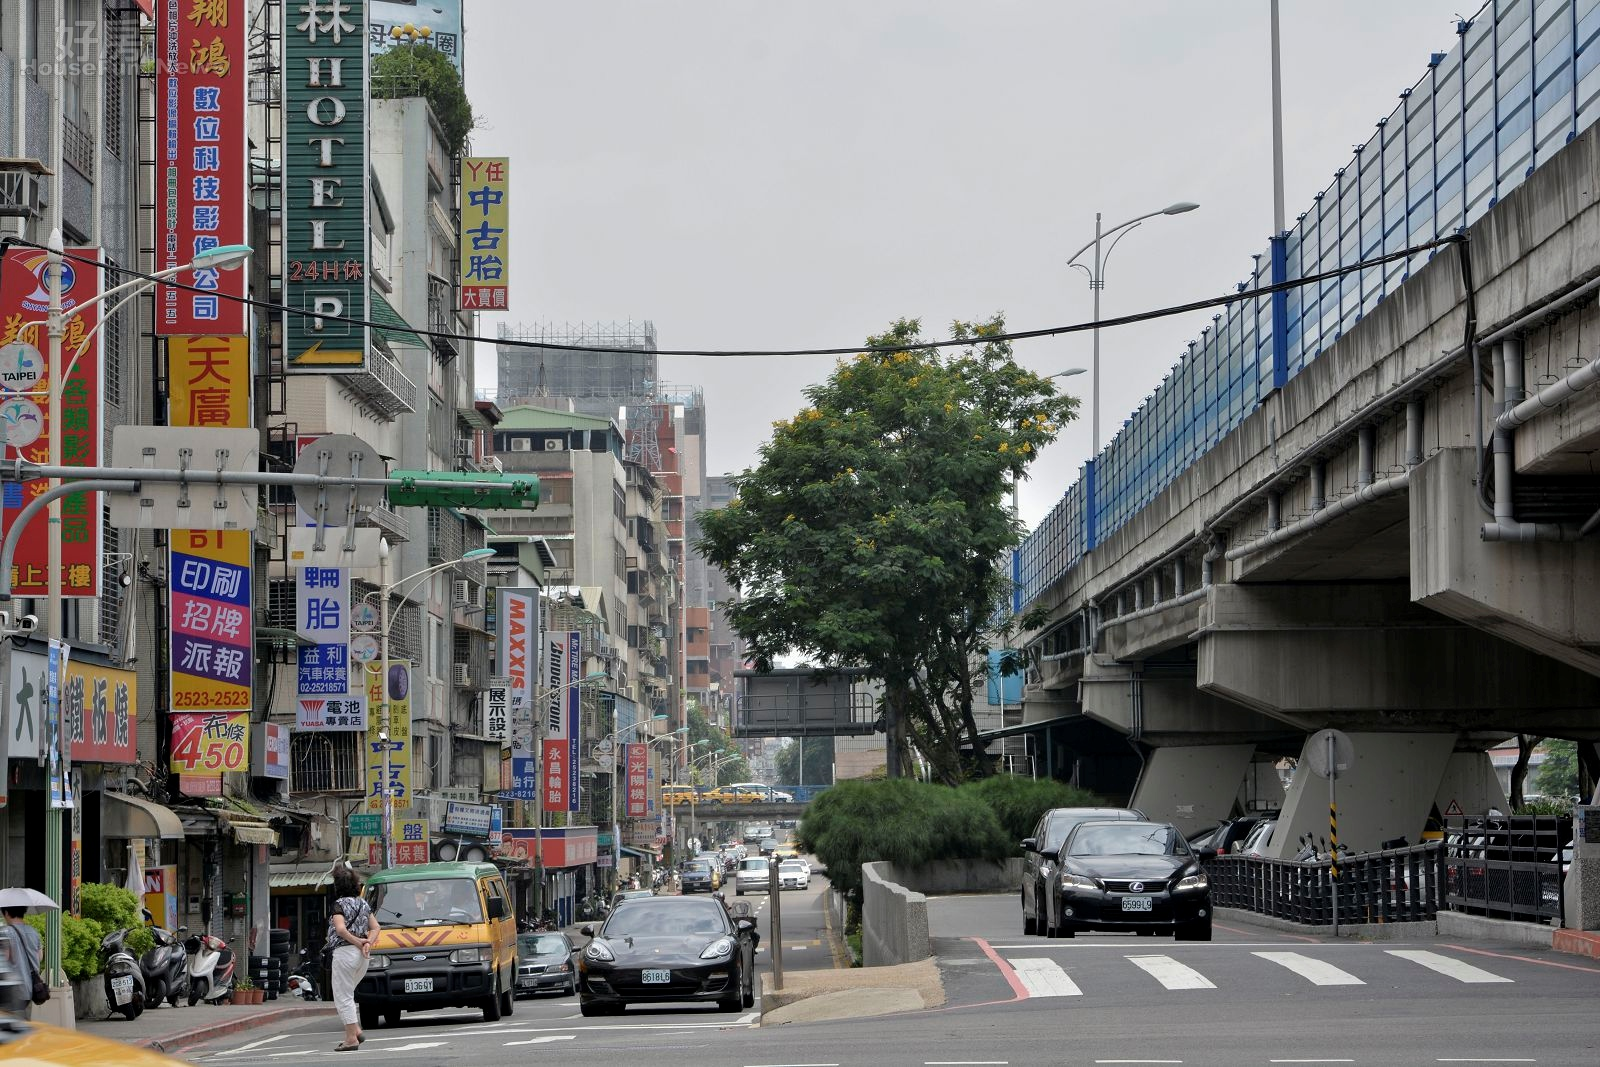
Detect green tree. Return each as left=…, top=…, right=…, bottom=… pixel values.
left=774, top=736, right=835, bottom=786
left=371, top=44, right=475, bottom=156
left=696, top=317, right=1077, bottom=785
left=686, top=703, right=750, bottom=785
left=1534, top=738, right=1579, bottom=797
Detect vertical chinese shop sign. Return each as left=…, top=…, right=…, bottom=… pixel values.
left=364, top=661, right=412, bottom=814
left=459, top=157, right=509, bottom=310
left=168, top=335, right=252, bottom=796
left=284, top=0, right=370, bottom=371
left=625, top=743, right=648, bottom=819
left=156, top=0, right=248, bottom=335
left=544, top=630, right=581, bottom=813
left=0, top=248, right=104, bottom=599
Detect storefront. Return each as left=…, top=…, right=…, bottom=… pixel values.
left=498, top=825, right=599, bottom=926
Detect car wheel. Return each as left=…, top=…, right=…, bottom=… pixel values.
left=500, top=983, right=514, bottom=1017
left=1022, top=892, right=1037, bottom=935
left=567, top=979, right=578, bottom=996
left=579, top=999, right=603, bottom=1017
left=383, top=1010, right=401, bottom=1028
left=718, top=991, right=742, bottom=1012
left=359, top=1004, right=380, bottom=1031
left=736, top=888, right=743, bottom=896
left=1176, top=917, right=1212, bottom=942
left=482, top=979, right=503, bottom=1022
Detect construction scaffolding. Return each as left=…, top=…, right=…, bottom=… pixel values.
left=496, top=321, right=659, bottom=412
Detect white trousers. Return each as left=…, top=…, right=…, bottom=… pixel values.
left=330, top=944, right=369, bottom=1025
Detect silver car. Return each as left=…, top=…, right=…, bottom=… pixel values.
left=734, top=856, right=771, bottom=895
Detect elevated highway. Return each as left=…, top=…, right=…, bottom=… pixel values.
left=1015, top=2, right=1600, bottom=862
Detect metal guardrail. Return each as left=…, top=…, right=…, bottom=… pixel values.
left=1209, top=842, right=1444, bottom=926
left=1443, top=815, right=1571, bottom=925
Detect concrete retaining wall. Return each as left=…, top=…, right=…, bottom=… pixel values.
left=861, top=857, right=1024, bottom=966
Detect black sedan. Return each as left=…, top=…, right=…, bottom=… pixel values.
left=577, top=896, right=757, bottom=1015
left=514, top=931, right=576, bottom=997
left=1046, top=820, right=1212, bottom=940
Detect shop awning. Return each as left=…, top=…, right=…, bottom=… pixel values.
left=371, top=291, right=428, bottom=348
left=270, top=862, right=336, bottom=890
left=102, top=791, right=185, bottom=840
left=620, top=845, right=660, bottom=861
left=217, top=810, right=279, bottom=846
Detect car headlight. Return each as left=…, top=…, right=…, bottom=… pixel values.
left=1174, top=871, right=1209, bottom=891
left=368, top=954, right=390, bottom=970
left=701, top=937, right=734, bottom=960
left=1059, top=873, right=1099, bottom=890
left=584, top=940, right=615, bottom=962
left=449, top=947, right=483, bottom=964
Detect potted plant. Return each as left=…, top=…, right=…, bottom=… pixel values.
left=233, top=974, right=258, bottom=1004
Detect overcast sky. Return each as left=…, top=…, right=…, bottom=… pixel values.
left=465, top=1, right=1468, bottom=527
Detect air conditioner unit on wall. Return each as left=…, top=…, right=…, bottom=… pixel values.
left=543, top=438, right=566, bottom=452
left=510, top=438, right=532, bottom=452
left=453, top=662, right=470, bottom=687
left=453, top=579, right=471, bottom=605
left=0, top=171, right=44, bottom=219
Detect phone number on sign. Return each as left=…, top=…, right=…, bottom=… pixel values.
left=172, top=689, right=251, bottom=709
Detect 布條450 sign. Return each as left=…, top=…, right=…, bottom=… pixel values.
left=283, top=0, right=370, bottom=374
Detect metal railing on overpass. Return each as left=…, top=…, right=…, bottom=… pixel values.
left=1020, top=0, right=1600, bottom=606
left=1207, top=814, right=1571, bottom=928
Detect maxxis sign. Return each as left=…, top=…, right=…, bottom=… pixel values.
left=498, top=588, right=537, bottom=801
left=283, top=0, right=369, bottom=372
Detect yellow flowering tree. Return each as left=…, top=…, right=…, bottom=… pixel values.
left=696, top=316, right=1078, bottom=784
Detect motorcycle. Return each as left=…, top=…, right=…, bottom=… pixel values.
left=285, top=947, right=319, bottom=1001
left=184, top=931, right=236, bottom=1005
left=101, top=928, right=146, bottom=1019
left=139, top=925, right=190, bottom=1008
left=576, top=894, right=609, bottom=922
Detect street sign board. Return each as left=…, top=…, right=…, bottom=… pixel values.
left=291, top=433, right=386, bottom=525
left=442, top=801, right=494, bottom=837
left=1306, top=728, right=1356, bottom=779
left=287, top=525, right=383, bottom=568
left=108, top=426, right=259, bottom=530
left=348, top=813, right=380, bottom=837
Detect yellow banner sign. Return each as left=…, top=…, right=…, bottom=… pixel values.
left=458, top=157, right=509, bottom=310
left=169, top=336, right=250, bottom=428
left=363, top=662, right=412, bottom=813
left=169, top=711, right=251, bottom=775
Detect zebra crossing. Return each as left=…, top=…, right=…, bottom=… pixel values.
left=1000, top=948, right=1515, bottom=998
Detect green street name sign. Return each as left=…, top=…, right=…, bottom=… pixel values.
left=283, top=0, right=370, bottom=373
left=349, top=813, right=381, bottom=837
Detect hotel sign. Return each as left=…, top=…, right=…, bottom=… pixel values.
left=283, top=0, right=369, bottom=373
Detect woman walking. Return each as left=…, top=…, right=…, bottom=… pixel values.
left=326, top=862, right=379, bottom=1051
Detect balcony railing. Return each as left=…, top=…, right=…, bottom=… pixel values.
left=428, top=276, right=459, bottom=363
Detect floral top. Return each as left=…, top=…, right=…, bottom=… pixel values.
left=325, top=895, right=373, bottom=952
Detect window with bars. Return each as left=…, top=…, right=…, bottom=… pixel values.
left=98, top=507, right=122, bottom=646
left=290, top=732, right=363, bottom=794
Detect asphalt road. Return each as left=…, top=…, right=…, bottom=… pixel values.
left=171, top=885, right=1600, bottom=1067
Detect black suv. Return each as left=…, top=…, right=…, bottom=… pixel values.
left=1021, top=806, right=1143, bottom=936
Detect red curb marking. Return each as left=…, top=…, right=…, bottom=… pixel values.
left=1441, top=942, right=1600, bottom=975
left=970, top=936, right=1029, bottom=1002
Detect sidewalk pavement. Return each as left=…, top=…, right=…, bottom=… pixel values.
left=75, top=998, right=336, bottom=1054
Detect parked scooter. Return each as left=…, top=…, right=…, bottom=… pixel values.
left=184, top=931, right=236, bottom=1005
left=285, top=947, right=319, bottom=1000
left=101, top=928, right=146, bottom=1019
left=139, top=925, right=190, bottom=1008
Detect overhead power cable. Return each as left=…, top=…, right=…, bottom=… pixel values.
left=34, top=234, right=1465, bottom=359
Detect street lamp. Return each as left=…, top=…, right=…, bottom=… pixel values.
left=370, top=539, right=496, bottom=869
left=1066, top=202, right=1199, bottom=455
left=599, top=712, right=667, bottom=888
left=34, top=237, right=250, bottom=993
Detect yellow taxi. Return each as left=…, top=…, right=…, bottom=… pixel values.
left=0, top=1014, right=199, bottom=1066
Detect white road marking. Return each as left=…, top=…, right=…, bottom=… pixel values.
left=736, top=1010, right=760, bottom=1024
left=1253, top=951, right=1365, bottom=986
left=1126, top=954, right=1216, bottom=990
left=504, top=1035, right=577, bottom=1046
left=215, top=1035, right=294, bottom=1056
left=264, top=1053, right=319, bottom=1059
left=1386, top=949, right=1514, bottom=983
left=1007, top=957, right=1082, bottom=997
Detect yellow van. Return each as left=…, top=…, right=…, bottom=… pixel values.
left=358, top=861, right=517, bottom=1027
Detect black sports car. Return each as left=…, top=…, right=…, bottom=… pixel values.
left=1048, top=820, right=1212, bottom=940
left=577, top=896, right=758, bottom=1015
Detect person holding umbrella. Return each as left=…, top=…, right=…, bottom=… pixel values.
left=0, top=887, right=53, bottom=1018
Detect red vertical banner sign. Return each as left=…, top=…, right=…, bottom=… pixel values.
left=0, top=247, right=104, bottom=598
left=156, top=0, right=248, bottom=335
left=625, top=743, right=648, bottom=819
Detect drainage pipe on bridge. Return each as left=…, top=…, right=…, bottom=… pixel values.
left=1480, top=338, right=1582, bottom=543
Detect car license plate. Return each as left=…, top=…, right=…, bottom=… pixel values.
left=640, top=969, right=670, bottom=984
left=1121, top=895, right=1153, bottom=912
left=404, top=977, right=433, bottom=993
left=111, top=976, right=133, bottom=1001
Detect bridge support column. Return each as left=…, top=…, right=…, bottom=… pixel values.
left=1129, top=744, right=1257, bottom=838
left=1433, top=750, right=1509, bottom=822
left=1270, top=732, right=1456, bottom=858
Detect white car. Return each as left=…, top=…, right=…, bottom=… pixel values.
left=734, top=856, right=772, bottom=895
left=778, top=859, right=810, bottom=890
left=728, top=782, right=796, bottom=803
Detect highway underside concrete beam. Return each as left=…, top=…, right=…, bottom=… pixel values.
left=1412, top=447, right=1600, bottom=681
left=1195, top=581, right=1600, bottom=735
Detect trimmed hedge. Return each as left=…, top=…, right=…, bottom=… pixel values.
left=798, top=773, right=1105, bottom=899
